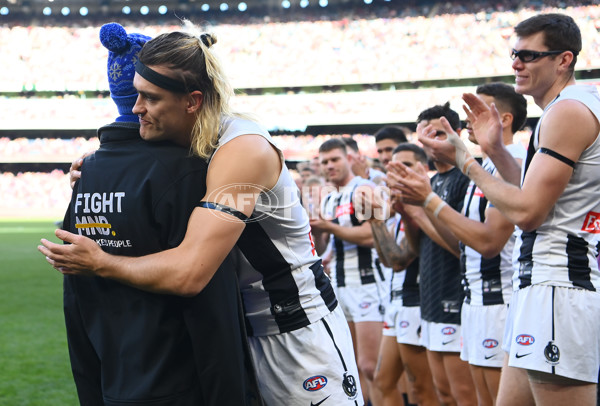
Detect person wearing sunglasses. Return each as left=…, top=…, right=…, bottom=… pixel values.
left=409, top=13, right=600, bottom=406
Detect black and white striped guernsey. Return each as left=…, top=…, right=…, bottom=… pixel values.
left=211, top=117, right=337, bottom=336
left=514, top=85, right=600, bottom=292
left=461, top=143, right=526, bottom=306
left=320, top=176, right=385, bottom=288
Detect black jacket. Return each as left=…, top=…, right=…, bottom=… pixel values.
left=63, top=122, right=261, bottom=406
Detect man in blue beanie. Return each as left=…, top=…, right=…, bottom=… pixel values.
left=60, top=23, right=261, bottom=406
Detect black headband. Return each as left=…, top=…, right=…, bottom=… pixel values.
left=135, top=61, right=198, bottom=93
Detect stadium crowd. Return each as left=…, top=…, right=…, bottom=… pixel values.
left=3, top=2, right=600, bottom=406
left=1, top=85, right=550, bottom=130
left=1, top=3, right=600, bottom=91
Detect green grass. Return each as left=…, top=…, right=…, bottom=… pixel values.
left=0, top=220, right=78, bottom=405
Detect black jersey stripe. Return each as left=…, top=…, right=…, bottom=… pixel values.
left=402, top=259, right=420, bottom=307
left=331, top=193, right=347, bottom=288
left=566, top=234, right=595, bottom=291
left=480, top=254, right=504, bottom=305
left=459, top=243, right=471, bottom=304
left=310, top=259, right=338, bottom=312
left=236, top=221, right=311, bottom=334
left=517, top=230, right=536, bottom=289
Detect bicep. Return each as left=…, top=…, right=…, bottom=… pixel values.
left=205, top=135, right=281, bottom=218
left=519, top=152, right=572, bottom=227
left=177, top=207, right=246, bottom=273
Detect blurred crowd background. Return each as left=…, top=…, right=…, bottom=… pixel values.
left=1, top=0, right=599, bottom=217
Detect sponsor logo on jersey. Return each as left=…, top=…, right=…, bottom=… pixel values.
left=582, top=211, right=600, bottom=233
left=482, top=339, right=499, bottom=349
left=441, top=326, right=456, bottom=336
left=515, top=334, right=535, bottom=346
left=303, top=376, right=328, bottom=392
left=399, top=321, right=409, bottom=328
left=335, top=202, right=354, bottom=218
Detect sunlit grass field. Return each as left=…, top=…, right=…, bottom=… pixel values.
left=0, top=219, right=78, bottom=405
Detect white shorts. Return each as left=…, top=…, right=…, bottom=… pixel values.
left=421, top=320, right=462, bottom=352
left=504, top=284, right=600, bottom=383
left=395, top=305, right=423, bottom=346
left=248, top=306, right=364, bottom=405
left=460, top=302, right=507, bottom=368
left=336, top=284, right=385, bottom=323
left=382, top=298, right=401, bottom=337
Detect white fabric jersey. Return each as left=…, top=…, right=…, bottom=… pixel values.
left=368, top=167, right=386, bottom=183
left=461, top=143, right=526, bottom=306
left=212, top=117, right=337, bottom=336
left=320, top=176, right=385, bottom=288
left=513, top=85, right=600, bottom=291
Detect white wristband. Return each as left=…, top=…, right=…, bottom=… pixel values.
left=433, top=201, right=447, bottom=218
left=423, top=192, right=436, bottom=208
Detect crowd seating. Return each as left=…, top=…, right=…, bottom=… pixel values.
left=1, top=4, right=599, bottom=92
left=1, top=84, right=549, bottom=130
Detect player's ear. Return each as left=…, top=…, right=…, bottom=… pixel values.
left=500, top=112, right=513, bottom=130
left=187, top=91, right=203, bottom=113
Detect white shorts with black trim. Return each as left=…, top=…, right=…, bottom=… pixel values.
left=504, top=284, right=600, bottom=383
left=420, top=320, right=462, bottom=352
left=248, top=306, right=364, bottom=405
left=460, top=302, right=507, bottom=368
left=336, top=283, right=385, bottom=323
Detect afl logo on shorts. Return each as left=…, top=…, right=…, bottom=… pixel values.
left=359, top=302, right=371, bottom=309
left=303, top=376, right=327, bottom=392
left=441, top=326, right=456, bottom=336
left=482, top=339, right=499, bottom=349
left=399, top=321, right=409, bottom=328
left=515, top=334, right=535, bottom=346
left=544, top=341, right=560, bottom=365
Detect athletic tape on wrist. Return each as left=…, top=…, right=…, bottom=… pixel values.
left=422, top=192, right=436, bottom=208
left=433, top=201, right=447, bottom=218
left=462, top=157, right=477, bottom=176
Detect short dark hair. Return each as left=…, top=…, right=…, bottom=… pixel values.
left=476, top=82, right=528, bottom=133
left=416, top=102, right=461, bottom=131
left=341, top=137, right=359, bottom=153
left=374, top=126, right=408, bottom=145
left=514, top=13, right=581, bottom=70
left=392, top=143, right=428, bottom=165
left=319, top=138, right=348, bottom=154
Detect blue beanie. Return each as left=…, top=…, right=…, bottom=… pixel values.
left=100, top=23, right=151, bottom=123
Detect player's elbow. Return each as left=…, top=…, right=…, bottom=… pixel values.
left=479, top=243, right=503, bottom=259
left=167, top=261, right=213, bottom=297
left=359, top=237, right=374, bottom=248
left=173, top=275, right=210, bottom=297
left=515, top=214, right=545, bottom=233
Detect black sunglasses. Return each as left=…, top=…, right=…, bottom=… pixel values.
left=511, top=49, right=566, bottom=63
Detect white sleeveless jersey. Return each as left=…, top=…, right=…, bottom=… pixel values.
left=212, top=117, right=337, bottom=336
left=513, top=85, right=600, bottom=291
left=461, top=143, right=526, bottom=306
left=320, top=176, right=386, bottom=288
